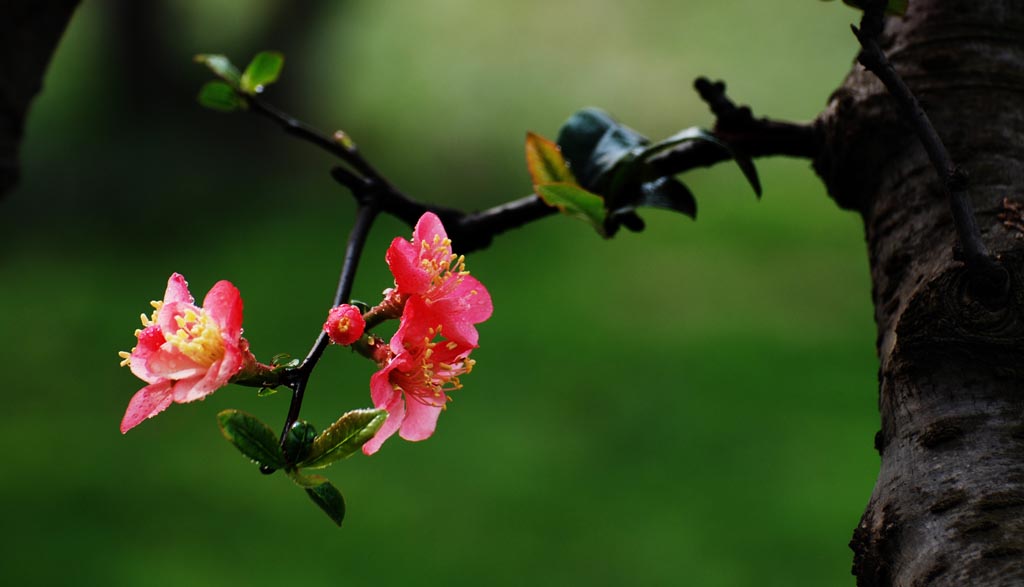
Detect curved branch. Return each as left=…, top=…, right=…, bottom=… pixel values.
left=243, top=80, right=822, bottom=255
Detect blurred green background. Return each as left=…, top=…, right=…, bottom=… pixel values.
left=1, top=1, right=880, bottom=585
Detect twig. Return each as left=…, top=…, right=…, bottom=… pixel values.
left=261, top=203, right=379, bottom=472
left=851, top=0, right=1008, bottom=299
left=245, top=86, right=821, bottom=257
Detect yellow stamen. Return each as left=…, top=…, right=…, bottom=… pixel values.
left=164, top=307, right=225, bottom=367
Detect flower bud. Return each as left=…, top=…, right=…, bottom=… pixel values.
left=324, top=304, right=366, bottom=346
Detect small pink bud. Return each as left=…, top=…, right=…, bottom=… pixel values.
left=324, top=304, right=366, bottom=346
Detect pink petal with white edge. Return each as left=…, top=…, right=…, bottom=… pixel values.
left=202, top=280, right=243, bottom=340
left=147, top=344, right=205, bottom=380
left=129, top=325, right=167, bottom=384
left=171, top=345, right=243, bottom=403
left=156, top=300, right=200, bottom=336
left=386, top=237, right=432, bottom=295
left=163, top=273, right=194, bottom=305
left=120, top=380, right=174, bottom=433
left=399, top=394, right=444, bottom=442
left=362, top=390, right=405, bottom=455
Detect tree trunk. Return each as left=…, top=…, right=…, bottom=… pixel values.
left=0, top=0, right=80, bottom=197
left=814, top=0, right=1024, bottom=584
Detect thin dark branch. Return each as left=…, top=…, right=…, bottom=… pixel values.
left=263, top=203, right=379, bottom=471
left=246, top=86, right=820, bottom=256
left=647, top=78, right=820, bottom=178
left=852, top=1, right=1008, bottom=298
left=247, top=94, right=393, bottom=189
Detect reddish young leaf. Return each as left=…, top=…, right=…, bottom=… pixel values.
left=525, top=132, right=577, bottom=186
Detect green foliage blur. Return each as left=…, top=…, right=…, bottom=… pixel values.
left=1, top=1, right=878, bottom=585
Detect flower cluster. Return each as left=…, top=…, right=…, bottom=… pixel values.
left=361, top=212, right=492, bottom=454
left=119, top=273, right=253, bottom=433
left=119, top=214, right=491, bottom=459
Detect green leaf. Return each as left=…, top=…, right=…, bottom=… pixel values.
left=535, top=183, right=608, bottom=237
left=298, top=409, right=388, bottom=469
left=217, top=410, right=285, bottom=469
left=240, top=51, right=284, bottom=95
left=304, top=480, right=346, bottom=527
left=283, top=420, right=317, bottom=465
left=525, top=132, right=577, bottom=186
left=257, top=386, right=279, bottom=398
left=194, top=54, right=241, bottom=86
left=197, top=81, right=243, bottom=112
left=822, top=0, right=908, bottom=16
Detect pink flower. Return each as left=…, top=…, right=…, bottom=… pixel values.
left=360, top=212, right=492, bottom=454
left=118, top=273, right=248, bottom=433
left=323, top=304, right=366, bottom=346
left=361, top=301, right=476, bottom=455
left=385, top=212, right=493, bottom=347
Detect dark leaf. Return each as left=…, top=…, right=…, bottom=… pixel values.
left=556, top=108, right=649, bottom=190
left=651, top=130, right=761, bottom=198
left=298, top=409, right=387, bottom=469
left=216, top=410, right=285, bottom=469
left=631, top=177, right=697, bottom=219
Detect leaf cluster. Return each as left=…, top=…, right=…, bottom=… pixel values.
left=216, top=409, right=387, bottom=526
left=195, top=52, right=285, bottom=111
left=526, top=108, right=759, bottom=236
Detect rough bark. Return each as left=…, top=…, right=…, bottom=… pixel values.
left=814, top=0, right=1024, bottom=584
left=0, top=0, right=80, bottom=197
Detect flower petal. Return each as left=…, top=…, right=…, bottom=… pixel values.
left=369, top=362, right=400, bottom=408
left=202, top=280, right=243, bottom=341
left=413, top=212, right=447, bottom=246
left=129, top=325, right=167, bottom=384
left=171, top=344, right=242, bottom=403
left=120, top=381, right=174, bottom=433
left=164, top=273, right=194, bottom=305
left=391, top=296, right=437, bottom=354
left=147, top=344, right=205, bottom=380
left=399, top=394, right=444, bottom=442
left=362, top=384, right=405, bottom=455
left=156, top=300, right=200, bottom=337
left=386, top=237, right=431, bottom=295
left=451, top=275, right=493, bottom=324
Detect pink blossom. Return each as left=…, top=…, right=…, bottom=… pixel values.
left=361, top=302, right=476, bottom=455
left=385, top=212, right=492, bottom=347
left=323, top=304, right=366, bottom=346
left=118, top=273, right=249, bottom=433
